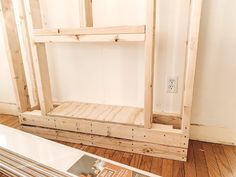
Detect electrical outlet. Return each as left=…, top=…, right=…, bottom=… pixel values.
left=167, top=76, right=178, bottom=93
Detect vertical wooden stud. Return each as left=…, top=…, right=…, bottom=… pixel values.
left=79, top=0, right=93, bottom=27
left=0, top=0, right=30, bottom=112
left=144, top=0, right=156, bottom=128
left=182, top=0, right=203, bottom=133
left=22, top=0, right=53, bottom=115
left=12, top=0, right=39, bottom=108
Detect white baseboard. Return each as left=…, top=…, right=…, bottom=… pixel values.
left=190, top=124, right=236, bottom=146
left=0, top=102, right=18, bottom=116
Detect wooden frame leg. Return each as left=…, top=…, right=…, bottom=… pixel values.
left=0, top=0, right=30, bottom=112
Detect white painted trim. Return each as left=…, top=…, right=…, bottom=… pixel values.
left=190, top=124, right=236, bottom=146
left=0, top=102, right=18, bottom=116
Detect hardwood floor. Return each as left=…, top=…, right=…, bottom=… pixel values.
left=0, top=173, right=8, bottom=177
left=0, top=114, right=236, bottom=177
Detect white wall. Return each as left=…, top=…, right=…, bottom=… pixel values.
left=190, top=0, right=236, bottom=145
left=0, top=21, right=16, bottom=104
left=39, top=0, right=189, bottom=114
left=0, top=0, right=235, bottom=144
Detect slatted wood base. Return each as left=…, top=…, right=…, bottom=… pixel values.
left=48, top=102, right=144, bottom=126
left=20, top=125, right=187, bottom=161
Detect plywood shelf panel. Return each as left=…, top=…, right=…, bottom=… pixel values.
left=48, top=102, right=144, bottom=126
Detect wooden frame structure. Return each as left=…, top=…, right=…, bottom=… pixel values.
left=0, top=0, right=202, bottom=161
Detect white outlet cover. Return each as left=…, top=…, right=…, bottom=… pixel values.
left=167, top=76, right=178, bottom=93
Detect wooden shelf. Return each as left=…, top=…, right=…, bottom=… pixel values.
left=33, top=26, right=146, bottom=43
left=48, top=102, right=144, bottom=126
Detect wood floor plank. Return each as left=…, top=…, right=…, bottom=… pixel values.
left=184, top=143, right=197, bottom=177
left=139, top=155, right=152, bottom=172
left=103, top=149, right=115, bottom=159
left=223, top=145, right=236, bottom=177
left=150, top=157, right=162, bottom=176
left=212, top=144, right=233, bottom=177
left=173, top=160, right=185, bottom=177
left=85, top=146, right=97, bottom=154
left=110, top=151, right=124, bottom=163
left=120, top=152, right=133, bottom=165
left=192, top=141, right=210, bottom=177
left=202, top=143, right=221, bottom=177
left=94, top=147, right=106, bottom=157
left=130, top=154, right=142, bottom=168
left=0, top=173, right=8, bottom=177
left=72, top=143, right=83, bottom=149
left=161, top=159, right=173, bottom=177
left=79, top=145, right=88, bottom=151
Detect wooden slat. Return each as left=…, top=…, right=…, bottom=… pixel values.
left=20, top=110, right=188, bottom=149
left=144, top=0, right=156, bottom=128
left=48, top=102, right=144, bottom=126
left=13, top=0, right=39, bottom=108
left=153, top=113, right=182, bottom=129
left=0, top=0, right=30, bottom=112
left=181, top=0, right=203, bottom=133
left=79, top=0, right=93, bottom=27
left=34, top=26, right=146, bottom=35
left=33, top=34, right=145, bottom=43
left=20, top=125, right=187, bottom=161
left=22, top=0, right=53, bottom=115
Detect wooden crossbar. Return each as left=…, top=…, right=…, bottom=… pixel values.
left=33, top=26, right=146, bottom=36
left=33, top=26, right=146, bottom=43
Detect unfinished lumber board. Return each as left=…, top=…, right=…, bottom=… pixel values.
left=20, top=125, right=187, bottom=161
left=79, top=0, right=93, bottom=27
left=33, top=26, right=145, bottom=35
left=48, top=102, right=144, bottom=126
left=144, top=0, right=156, bottom=129
left=33, top=34, right=145, bottom=43
left=22, top=0, right=53, bottom=115
left=153, top=113, right=182, bottom=129
left=0, top=0, right=30, bottom=112
left=182, top=0, right=203, bottom=133
left=13, top=0, right=39, bottom=108
left=19, top=110, right=188, bottom=148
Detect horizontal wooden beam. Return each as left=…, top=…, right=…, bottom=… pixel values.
left=19, top=111, right=188, bottom=148
left=21, top=125, right=187, bottom=161
left=33, top=34, right=145, bottom=43
left=153, top=113, right=182, bottom=129
left=33, top=26, right=146, bottom=36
